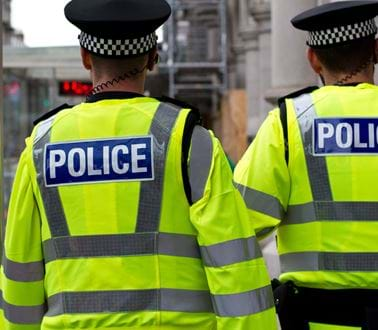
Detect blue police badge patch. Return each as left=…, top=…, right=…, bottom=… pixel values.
left=44, top=136, right=154, bottom=186
left=313, top=118, right=378, bottom=155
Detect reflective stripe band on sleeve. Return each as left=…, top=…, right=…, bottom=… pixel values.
left=286, top=201, right=378, bottom=224
left=280, top=252, right=378, bottom=272
left=136, top=102, right=180, bottom=232
left=212, top=285, right=274, bottom=317
left=200, top=236, right=262, bottom=267
left=236, top=183, right=285, bottom=220
left=33, top=117, right=70, bottom=237
left=189, top=126, right=213, bottom=204
left=0, top=291, right=45, bottom=324
left=292, top=94, right=333, bottom=201
left=46, top=289, right=213, bottom=316
left=2, top=255, right=44, bottom=282
left=158, top=233, right=200, bottom=259
left=43, top=232, right=200, bottom=263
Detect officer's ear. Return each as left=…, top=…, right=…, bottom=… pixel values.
left=374, top=38, right=378, bottom=64
left=147, top=48, right=158, bottom=71
left=80, top=47, right=92, bottom=71
left=307, top=47, right=323, bottom=75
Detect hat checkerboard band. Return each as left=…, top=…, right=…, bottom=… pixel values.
left=79, top=32, right=158, bottom=57
left=307, top=18, right=377, bottom=47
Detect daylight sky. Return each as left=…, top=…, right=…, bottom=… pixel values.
left=11, top=0, right=163, bottom=47
left=11, top=0, right=79, bottom=47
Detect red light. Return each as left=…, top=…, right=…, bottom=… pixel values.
left=63, top=81, right=70, bottom=92
left=59, top=81, right=92, bottom=96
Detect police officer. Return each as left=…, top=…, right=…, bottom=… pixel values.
left=234, top=1, right=378, bottom=329
left=0, top=0, right=277, bottom=329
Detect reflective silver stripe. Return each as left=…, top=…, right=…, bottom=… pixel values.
left=236, top=183, right=285, bottom=220
left=212, top=285, right=274, bottom=317
left=158, top=232, right=200, bottom=259
left=161, top=289, right=213, bottom=313
left=200, top=236, right=262, bottom=267
left=34, top=116, right=56, bottom=144
left=136, top=103, right=180, bottom=232
left=280, top=252, right=378, bottom=272
left=2, top=255, right=44, bottom=282
left=33, top=118, right=70, bottom=237
left=46, top=289, right=213, bottom=316
left=293, top=94, right=333, bottom=201
left=189, top=126, right=213, bottom=203
left=43, top=232, right=200, bottom=263
left=286, top=201, right=378, bottom=224
left=0, top=290, right=46, bottom=324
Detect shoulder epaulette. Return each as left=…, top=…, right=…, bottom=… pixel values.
left=277, top=86, right=319, bottom=108
left=278, top=86, right=318, bottom=165
left=157, top=96, right=201, bottom=116
left=33, top=103, right=74, bottom=126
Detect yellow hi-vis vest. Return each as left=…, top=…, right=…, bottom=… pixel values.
left=0, top=95, right=276, bottom=329
left=234, top=83, right=378, bottom=290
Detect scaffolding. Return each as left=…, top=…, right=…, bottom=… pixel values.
left=161, top=0, right=228, bottom=115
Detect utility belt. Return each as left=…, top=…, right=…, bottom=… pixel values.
left=272, top=280, right=378, bottom=330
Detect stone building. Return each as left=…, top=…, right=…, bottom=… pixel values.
left=228, top=0, right=346, bottom=138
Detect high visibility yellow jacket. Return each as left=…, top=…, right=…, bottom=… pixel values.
left=234, top=83, right=378, bottom=290
left=0, top=92, right=276, bottom=329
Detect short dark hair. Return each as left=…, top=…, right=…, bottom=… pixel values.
left=313, top=36, right=376, bottom=73
left=90, top=52, right=150, bottom=81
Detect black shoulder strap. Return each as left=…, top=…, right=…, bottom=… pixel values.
left=277, top=86, right=318, bottom=165
left=33, top=103, right=74, bottom=126
left=156, top=96, right=201, bottom=113
left=182, top=110, right=202, bottom=205
left=156, top=97, right=202, bottom=204
left=278, top=100, right=289, bottom=165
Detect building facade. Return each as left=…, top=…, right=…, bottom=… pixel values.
left=228, top=0, right=362, bottom=137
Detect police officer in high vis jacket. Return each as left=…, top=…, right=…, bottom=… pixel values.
left=234, top=1, right=378, bottom=329
left=0, top=0, right=277, bottom=329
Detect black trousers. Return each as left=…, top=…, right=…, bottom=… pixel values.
left=274, top=282, right=378, bottom=330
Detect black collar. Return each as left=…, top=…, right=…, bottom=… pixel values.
left=334, top=82, right=365, bottom=87
left=86, top=91, right=145, bottom=103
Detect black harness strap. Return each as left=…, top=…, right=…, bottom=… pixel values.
left=278, top=86, right=319, bottom=165
left=279, top=101, right=289, bottom=165
left=157, top=96, right=201, bottom=205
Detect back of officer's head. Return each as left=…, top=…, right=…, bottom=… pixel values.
left=65, top=0, right=170, bottom=79
left=311, top=36, right=376, bottom=74
left=82, top=49, right=157, bottom=82
left=291, top=1, right=378, bottom=76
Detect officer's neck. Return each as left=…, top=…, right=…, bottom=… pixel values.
left=322, top=67, right=375, bottom=86
left=92, top=75, right=146, bottom=94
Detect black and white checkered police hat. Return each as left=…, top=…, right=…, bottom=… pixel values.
left=291, top=1, right=378, bottom=48
left=65, top=0, right=171, bottom=57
